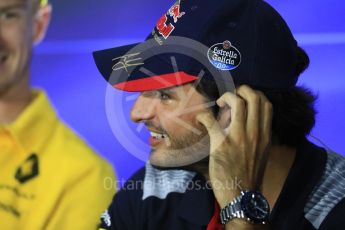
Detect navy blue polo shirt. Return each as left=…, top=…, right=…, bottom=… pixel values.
left=99, top=140, right=345, bottom=230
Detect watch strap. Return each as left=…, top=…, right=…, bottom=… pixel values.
left=220, top=194, right=244, bottom=225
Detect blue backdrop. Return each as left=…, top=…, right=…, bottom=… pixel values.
left=31, top=0, right=345, bottom=182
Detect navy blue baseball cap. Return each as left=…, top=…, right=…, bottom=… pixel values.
left=93, top=0, right=299, bottom=92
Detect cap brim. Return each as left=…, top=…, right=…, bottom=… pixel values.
left=114, top=72, right=198, bottom=92
left=93, top=43, right=198, bottom=92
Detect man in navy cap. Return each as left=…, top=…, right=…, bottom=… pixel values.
left=94, top=0, right=345, bottom=229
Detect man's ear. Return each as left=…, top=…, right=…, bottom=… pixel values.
left=217, top=104, right=231, bottom=130
left=33, top=5, right=52, bottom=45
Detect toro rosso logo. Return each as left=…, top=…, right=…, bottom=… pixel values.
left=169, top=4, right=185, bottom=23
left=156, top=2, right=186, bottom=39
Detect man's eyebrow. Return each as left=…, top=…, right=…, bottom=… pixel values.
left=158, top=88, right=178, bottom=95
left=0, top=3, right=27, bottom=12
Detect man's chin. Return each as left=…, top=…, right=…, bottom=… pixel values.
left=149, top=151, right=209, bottom=173
left=148, top=153, right=186, bottom=170
left=149, top=149, right=192, bottom=169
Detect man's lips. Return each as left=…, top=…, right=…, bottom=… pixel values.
left=148, top=129, right=170, bottom=147
left=149, top=130, right=168, bottom=139
left=149, top=136, right=163, bottom=147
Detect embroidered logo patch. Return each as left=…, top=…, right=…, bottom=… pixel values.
left=207, top=40, right=241, bottom=71
left=155, top=1, right=186, bottom=41
left=112, top=52, right=144, bottom=75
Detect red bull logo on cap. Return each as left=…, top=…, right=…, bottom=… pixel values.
left=168, top=4, right=185, bottom=23
left=155, top=1, right=186, bottom=40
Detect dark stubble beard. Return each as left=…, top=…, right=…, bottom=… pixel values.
left=150, top=124, right=211, bottom=172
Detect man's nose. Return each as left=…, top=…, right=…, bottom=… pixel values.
left=130, top=95, right=157, bottom=123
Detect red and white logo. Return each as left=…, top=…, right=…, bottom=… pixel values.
left=168, top=4, right=185, bottom=23
left=156, top=3, right=186, bottom=39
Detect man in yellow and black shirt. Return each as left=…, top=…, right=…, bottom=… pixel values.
left=0, top=0, right=116, bottom=229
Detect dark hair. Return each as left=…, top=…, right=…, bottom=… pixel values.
left=194, top=47, right=317, bottom=147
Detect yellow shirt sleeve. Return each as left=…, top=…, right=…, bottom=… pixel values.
left=45, top=159, right=116, bottom=230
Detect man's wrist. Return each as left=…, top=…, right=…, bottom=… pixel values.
left=219, top=190, right=270, bottom=225
left=215, top=190, right=242, bottom=209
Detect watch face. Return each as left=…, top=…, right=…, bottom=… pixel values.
left=241, top=191, right=270, bottom=224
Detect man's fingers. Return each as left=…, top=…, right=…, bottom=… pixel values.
left=216, top=92, right=246, bottom=134
left=257, top=91, right=273, bottom=144
left=196, top=112, right=225, bottom=147
left=236, top=85, right=260, bottom=137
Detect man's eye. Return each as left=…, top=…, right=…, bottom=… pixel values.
left=1, top=10, right=22, bottom=20
left=159, top=92, right=171, bottom=100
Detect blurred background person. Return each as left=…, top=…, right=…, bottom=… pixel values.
left=0, top=0, right=116, bottom=229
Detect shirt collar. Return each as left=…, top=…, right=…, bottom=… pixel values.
left=5, top=90, right=59, bottom=154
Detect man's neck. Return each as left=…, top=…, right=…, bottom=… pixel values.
left=0, top=77, right=32, bottom=125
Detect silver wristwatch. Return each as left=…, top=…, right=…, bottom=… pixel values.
left=219, top=190, right=270, bottom=225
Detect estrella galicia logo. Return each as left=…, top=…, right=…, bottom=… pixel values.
left=15, top=154, right=39, bottom=184
left=207, top=40, right=241, bottom=71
